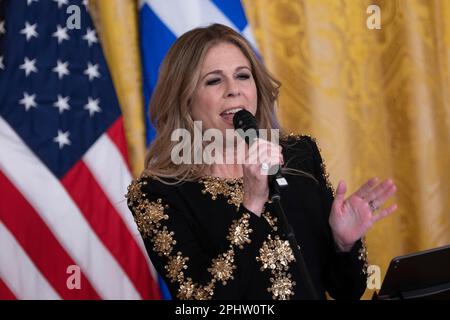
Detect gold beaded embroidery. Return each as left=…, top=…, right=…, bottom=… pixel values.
left=227, top=213, right=253, bottom=249
left=308, top=135, right=335, bottom=196
left=126, top=175, right=259, bottom=300
left=128, top=172, right=297, bottom=300
left=268, top=272, right=296, bottom=300
left=165, top=252, right=189, bottom=283
left=257, top=235, right=296, bottom=271
left=262, top=212, right=278, bottom=231
left=358, top=237, right=369, bottom=276
left=128, top=182, right=170, bottom=238
left=152, top=226, right=176, bottom=256
left=199, top=175, right=298, bottom=299
left=193, top=284, right=214, bottom=300
left=177, top=278, right=196, bottom=300
left=135, top=199, right=169, bottom=238
left=199, top=176, right=244, bottom=209
left=199, top=173, right=300, bottom=300
left=208, top=249, right=236, bottom=285
left=256, top=234, right=296, bottom=300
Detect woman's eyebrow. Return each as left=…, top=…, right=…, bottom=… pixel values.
left=235, top=66, right=251, bottom=72
left=202, top=70, right=223, bottom=80
left=201, top=66, right=251, bottom=80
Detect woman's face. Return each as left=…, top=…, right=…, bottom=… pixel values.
left=190, top=42, right=258, bottom=132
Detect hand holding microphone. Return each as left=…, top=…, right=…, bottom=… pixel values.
left=241, top=137, right=283, bottom=216
left=233, top=110, right=286, bottom=216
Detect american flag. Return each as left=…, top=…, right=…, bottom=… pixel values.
left=0, top=0, right=160, bottom=299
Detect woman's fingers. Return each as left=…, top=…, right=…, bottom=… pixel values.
left=247, top=139, right=279, bottom=159
left=366, top=179, right=395, bottom=201
left=355, top=177, right=379, bottom=199
left=369, top=183, right=397, bottom=210
left=348, top=178, right=398, bottom=220
left=363, top=179, right=396, bottom=211
left=371, top=204, right=398, bottom=224
left=247, top=139, right=282, bottom=163
left=245, top=139, right=283, bottom=176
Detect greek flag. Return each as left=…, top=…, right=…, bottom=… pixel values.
left=139, top=0, right=257, bottom=144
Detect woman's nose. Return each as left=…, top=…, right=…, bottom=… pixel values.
left=225, top=80, right=240, bottom=97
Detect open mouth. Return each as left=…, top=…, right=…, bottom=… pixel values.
left=220, top=107, right=244, bottom=117
left=220, top=107, right=244, bottom=125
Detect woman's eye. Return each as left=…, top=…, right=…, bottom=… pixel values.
left=237, top=73, right=250, bottom=80
left=206, top=78, right=220, bottom=85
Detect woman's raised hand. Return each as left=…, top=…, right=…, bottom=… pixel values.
left=328, top=177, right=398, bottom=251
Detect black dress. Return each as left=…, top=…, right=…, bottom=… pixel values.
left=126, top=135, right=368, bottom=300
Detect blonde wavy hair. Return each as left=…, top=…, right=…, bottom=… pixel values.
left=144, top=24, right=304, bottom=183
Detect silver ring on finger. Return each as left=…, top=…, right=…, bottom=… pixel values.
left=261, top=162, right=270, bottom=172
left=369, top=200, right=378, bottom=212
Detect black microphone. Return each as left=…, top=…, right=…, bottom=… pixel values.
left=233, top=109, right=288, bottom=200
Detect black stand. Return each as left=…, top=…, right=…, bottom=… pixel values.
left=269, top=174, right=319, bottom=300
left=374, top=244, right=450, bottom=300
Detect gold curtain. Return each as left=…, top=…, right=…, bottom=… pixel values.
left=243, top=0, right=450, bottom=297
left=89, top=0, right=146, bottom=177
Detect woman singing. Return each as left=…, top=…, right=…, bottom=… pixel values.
left=126, top=24, right=397, bottom=300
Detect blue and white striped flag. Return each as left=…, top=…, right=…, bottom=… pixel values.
left=139, top=0, right=257, bottom=144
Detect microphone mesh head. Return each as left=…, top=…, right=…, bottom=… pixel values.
left=233, top=109, right=259, bottom=144
left=233, top=109, right=258, bottom=131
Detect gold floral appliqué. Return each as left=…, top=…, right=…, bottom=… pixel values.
left=227, top=213, right=253, bottom=249
left=208, top=249, right=236, bottom=285
left=165, top=252, right=189, bottom=283
left=358, top=237, right=370, bottom=276
left=126, top=175, right=257, bottom=300
left=257, top=234, right=296, bottom=300
left=199, top=176, right=244, bottom=208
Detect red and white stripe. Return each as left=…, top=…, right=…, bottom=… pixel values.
left=0, top=116, right=160, bottom=300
